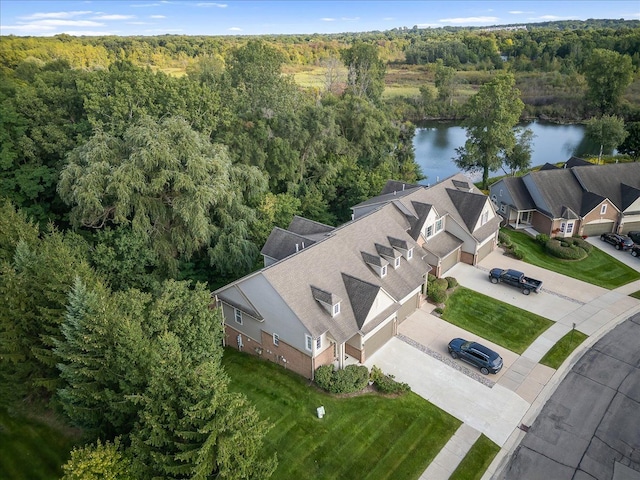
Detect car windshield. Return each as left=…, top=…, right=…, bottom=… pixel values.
left=491, top=357, right=502, bottom=367
left=461, top=341, right=473, bottom=350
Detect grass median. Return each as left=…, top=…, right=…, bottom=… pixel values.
left=441, top=287, right=553, bottom=354
left=449, top=434, right=500, bottom=480
left=223, top=347, right=461, bottom=480
left=504, top=230, right=640, bottom=289
left=540, top=329, right=589, bottom=369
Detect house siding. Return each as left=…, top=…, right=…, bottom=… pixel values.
left=220, top=302, right=262, bottom=342
left=532, top=211, right=553, bottom=235
left=261, top=330, right=313, bottom=379
left=580, top=200, right=618, bottom=236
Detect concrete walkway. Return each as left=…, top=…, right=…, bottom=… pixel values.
left=364, top=246, right=640, bottom=480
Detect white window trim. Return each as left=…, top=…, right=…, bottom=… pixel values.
left=332, top=302, right=340, bottom=316
left=394, top=257, right=401, bottom=268
left=407, top=248, right=413, bottom=260
left=305, top=334, right=312, bottom=352
left=273, top=333, right=279, bottom=346
left=234, top=308, right=243, bottom=325
left=316, top=337, right=322, bottom=350
left=566, top=222, right=574, bottom=234
left=436, top=218, right=443, bottom=232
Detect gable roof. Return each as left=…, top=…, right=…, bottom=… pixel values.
left=341, top=273, right=380, bottom=329
left=499, top=176, right=536, bottom=210
left=564, top=156, right=592, bottom=168
left=446, top=188, right=486, bottom=231
left=527, top=168, right=584, bottom=218
left=380, top=180, right=422, bottom=195
left=571, top=163, right=640, bottom=211
left=621, top=183, right=640, bottom=212
left=261, top=227, right=316, bottom=262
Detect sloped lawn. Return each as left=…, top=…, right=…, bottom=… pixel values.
left=223, top=348, right=461, bottom=480
left=504, top=230, right=640, bottom=289
left=442, top=287, right=553, bottom=354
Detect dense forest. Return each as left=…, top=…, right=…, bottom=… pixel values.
left=1, top=19, right=639, bottom=479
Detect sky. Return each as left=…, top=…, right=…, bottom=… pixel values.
left=1, top=1, right=639, bottom=37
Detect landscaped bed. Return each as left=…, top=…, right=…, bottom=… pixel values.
left=441, top=287, right=553, bottom=354
left=222, top=347, right=461, bottom=480
left=502, top=229, right=640, bottom=289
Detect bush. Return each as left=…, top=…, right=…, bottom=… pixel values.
left=510, top=245, right=525, bottom=259
left=544, top=238, right=589, bottom=260
left=370, top=366, right=410, bottom=395
left=315, top=365, right=369, bottom=394
left=571, top=236, right=592, bottom=253
left=434, top=307, right=444, bottom=315
left=427, top=273, right=437, bottom=284
left=445, top=276, right=458, bottom=289
left=498, top=230, right=512, bottom=247
left=428, top=278, right=449, bottom=304
left=536, top=233, right=549, bottom=245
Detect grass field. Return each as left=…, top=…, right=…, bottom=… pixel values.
left=540, top=329, right=589, bottom=369
left=631, top=290, right=640, bottom=300
left=442, top=287, right=553, bottom=354
left=222, top=347, right=461, bottom=480
left=504, top=230, right=640, bottom=289
left=449, top=434, right=500, bottom=480
left=0, top=409, right=79, bottom=480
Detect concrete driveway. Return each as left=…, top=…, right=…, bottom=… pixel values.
left=586, top=235, right=640, bottom=273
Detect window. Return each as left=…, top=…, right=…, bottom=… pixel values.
left=305, top=334, right=312, bottom=351
left=436, top=218, right=443, bottom=232
left=381, top=265, right=387, bottom=277
left=600, top=204, right=607, bottom=214
left=273, top=333, right=279, bottom=346
left=481, top=211, right=489, bottom=225
left=394, top=257, right=401, bottom=268
left=500, top=204, right=506, bottom=213
left=316, top=337, right=322, bottom=349
left=332, top=303, right=340, bottom=316
left=407, top=248, right=413, bottom=260
left=566, top=222, right=574, bottom=234
left=426, top=225, right=433, bottom=237
left=234, top=308, right=243, bottom=325
left=499, top=189, right=503, bottom=197
left=560, top=222, right=566, bottom=233
left=491, top=194, right=497, bottom=203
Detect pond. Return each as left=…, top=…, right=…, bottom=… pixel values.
left=413, top=120, right=605, bottom=184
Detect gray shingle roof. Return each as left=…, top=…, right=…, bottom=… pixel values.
left=621, top=184, right=640, bottom=212
left=388, top=237, right=409, bottom=250
left=261, top=227, right=316, bottom=262
left=579, top=192, right=606, bottom=216
left=565, top=156, right=592, bottom=168
left=310, top=286, right=341, bottom=306
left=528, top=168, right=584, bottom=218
left=288, top=216, right=335, bottom=237
left=501, top=176, right=536, bottom=210
left=375, top=243, right=402, bottom=260
left=380, top=180, right=422, bottom=195
left=341, top=274, right=380, bottom=329
left=571, top=163, right=640, bottom=211
left=422, top=231, right=464, bottom=259
left=446, top=188, right=485, bottom=231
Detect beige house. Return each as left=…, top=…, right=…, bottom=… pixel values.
left=214, top=174, right=500, bottom=379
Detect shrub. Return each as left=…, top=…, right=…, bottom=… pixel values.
left=571, top=236, right=592, bottom=253
left=428, top=278, right=449, bottom=304
left=435, top=278, right=448, bottom=290
left=536, top=233, right=550, bottom=245
left=427, top=273, right=437, bottom=284
left=370, top=366, right=411, bottom=395
left=544, top=238, right=588, bottom=260
left=314, top=365, right=335, bottom=391
left=434, top=307, right=444, bottom=315
left=498, top=230, right=512, bottom=247
left=445, top=276, right=458, bottom=289
left=510, top=245, right=525, bottom=259
left=315, top=365, right=369, bottom=394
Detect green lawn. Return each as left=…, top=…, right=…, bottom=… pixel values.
left=630, top=290, right=640, bottom=300
left=449, top=434, right=500, bottom=480
left=540, top=329, right=589, bottom=369
left=442, top=287, right=553, bottom=354
left=222, top=348, right=461, bottom=480
left=0, top=409, right=79, bottom=480
left=504, top=230, right=640, bottom=289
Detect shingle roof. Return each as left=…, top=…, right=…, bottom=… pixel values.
left=539, top=162, right=560, bottom=170
left=621, top=184, right=640, bottom=212
left=446, top=188, right=485, bottom=231
left=571, top=163, right=640, bottom=211
left=310, top=286, right=341, bottom=306
left=260, top=227, right=316, bottom=262
left=341, top=273, right=380, bottom=329
left=500, top=176, right=536, bottom=210
left=528, top=168, right=584, bottom=218
left=565, top=156, right=592, bottom=168
left=579, top=192, right=606, bottom=216
left=380, top=180, right=422, bottom=195
left=288, top=216, right=335, bottom=239
left=422, top=231, right=464, bottom=259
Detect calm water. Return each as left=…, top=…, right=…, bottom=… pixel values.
left=413, top=120, right=604, bottom=184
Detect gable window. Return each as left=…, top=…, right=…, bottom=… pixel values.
left=305, top=334, right=312, bottom=352
left=332, top=303, right=340, bottom=316
left=481, top=211, right=489, bottom=226
left=407, top=248, right=413, bottom=260
left=394, top=257, right=401, bottom=268
left=600, top=204, right=607, bottom=214
left=381, top=265, right=387, bottom=277
left=316, top=337, right=322, bottom=349
left=436, top=218, right=443, bottom=232
left=234, top=308, right=243, bottom=325
left=426, top=225, right=433, bottom=237
left=273, top=333, right=279, bottom=346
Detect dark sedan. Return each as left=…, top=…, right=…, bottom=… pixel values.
left=600, top=233, right=634, bottom=250
left=447, top=338, right=503, bottom=375
left=628, top=231, right=640, bottom=244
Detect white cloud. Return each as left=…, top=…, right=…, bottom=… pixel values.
left=509, top=11, right=534, bottom=15
left=1, top=24, right=57, bottom=32
left=59, top=30, right=117, bottom=35
left=321, top=17, right=335, bottom=22
left=196, top=3, right=227, bottom=7
left=20, top=11, right=93, bottom=20
left=150, top=15, right=166, bottom=18
left=130, top=3, right=161, bottom=7
left=228, top=27, right=242, bottom=31
left=30, top=19, right=105, bottom=27
left=128, top=21, right=151, bottom=24
left=438, top=16, right=499, bottom=24
left=92, top=14, right=135, bottom=20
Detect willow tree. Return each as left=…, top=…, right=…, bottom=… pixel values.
left=454, top=73, right=524, bottom=189
left=58, top=116, right=264, bottom=275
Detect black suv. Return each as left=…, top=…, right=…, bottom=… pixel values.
left=627, top=231, right=640, bottom=244
left=600, top=233, right=634, bottom=250
left=632, top=245, right=640, bottom=258
left=448, top=338, right=503, bottom=375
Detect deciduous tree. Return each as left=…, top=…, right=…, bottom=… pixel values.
left=583, top=49, right=634, bottom=115
left=585, top=115, right=628, bottom=162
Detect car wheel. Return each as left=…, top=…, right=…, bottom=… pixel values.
left=615, top=244, right=621, bottom=250
left=632, top=250, right=638, bottom=257
left=480, top=367, right=489, bottom=375
left=522, top=288, right=530, bottom=295
left=450, top=351, right=458, bottom=359
left=600, top=235, right=605, bottom=241
left=490, top=277, right=498, bottom=284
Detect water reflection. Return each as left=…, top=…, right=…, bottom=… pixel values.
left=413, top=120, right=604, bottom=184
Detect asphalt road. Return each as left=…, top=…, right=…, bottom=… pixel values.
left=498, top=313, right=640, bottom=480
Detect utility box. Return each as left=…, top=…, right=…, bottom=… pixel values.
left=316, top=406, right=325, bottom=419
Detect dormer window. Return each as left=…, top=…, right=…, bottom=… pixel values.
left=333, top=303, right=340, bottom=316
left=394, top=257, right=401, bottom=268
left=407, top=248, right=413, bottom=260
left=311, top=285, right=342, bottom=317
left=381, top=265, right=387, bottom=277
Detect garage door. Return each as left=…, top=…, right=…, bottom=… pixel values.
left=363, top=319, right=394, bottom=360
left=582, top=222, right=615, bottom=236
left=476, top=239, right=495, bottom=264
left=621, top=222, right=640, bottom=234
left=440, top=249, right=459, bottom=275
left=397, top=294, right=418, bottom=324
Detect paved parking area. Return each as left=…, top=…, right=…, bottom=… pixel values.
left=586, top=235, right=640, bottom=273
